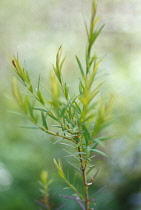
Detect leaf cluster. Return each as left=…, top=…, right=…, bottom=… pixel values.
left=11, top=6, right=113, bottom=157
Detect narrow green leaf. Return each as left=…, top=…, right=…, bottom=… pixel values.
left=64, top=115, right=75, bottom=126
left=95, top=24, right=105, bottom=39
left=75, top=56, right=84, bottom=77
left=60, top=102, right=70, bottom=117
left=74, top=102, right=81, bottom=113
left=91, top=24, right=105, bottom=45
left=70, top=103, right=81, bottom=114
left=75, top=152, right=86, bottom=155
left=67, top=161, right=81, bottom=173
left=12, top=77, right=22, bottom=104
left=28, top=103, right=35, bottom=120
left=25, top=71, right=30, bottom=84
left=53, top=66, right=62, bottom=84
left=60, top=55, right=66, bottom=70
left=94, top=136, right=115, bottom=143
left=64, top=83, right=69, bottom=99
left=89, top=90, right=99, bottom=102
left=79, top=80, right=84, bottom=95
left=33, top=107, right=48, bottom=112
left=24, top=71, right=33, bottom=92
left=37, top=75, right=40, bottom=91
left=37, top=90, right=45, bottom=105
left=41, top=111, right=48, bottom=130
left=92, top=142, right=98, bottom=149
left=13, top=57, right=25, bottom=80
left=82, top=124, right=91, bottom=145
left=29, top=84, right=33, bottom=93
left=19, top=125, right=39, bottom=129
left=88, top=60, right=102, bottom=89
left=51, top=125, right=63, bottom=128
left=47, top=112, right=59, bottom=122
left=90, top=149, right=108, bottom=157
left=86, top=165, right=96, bottom=175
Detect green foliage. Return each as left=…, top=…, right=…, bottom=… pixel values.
left=10, top=0, right=114, bottom=209
left=37, top=171, right=54, bottom=209
left=54, top=159, right=84, bottom=201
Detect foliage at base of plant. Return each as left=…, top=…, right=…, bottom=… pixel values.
left=36, top=171, right=53, bottom=209
left=11, top=0, right=114, bottom=209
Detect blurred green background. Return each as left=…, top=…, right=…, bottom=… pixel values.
left=0, top=0, right=141, bottom=209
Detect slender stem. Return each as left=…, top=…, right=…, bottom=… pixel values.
left=78, top=147, right=89, bottom=210
left=29, top=116, right=78, bottom=144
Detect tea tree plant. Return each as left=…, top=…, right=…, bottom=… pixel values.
left=11, top=1, right=113, bottom=209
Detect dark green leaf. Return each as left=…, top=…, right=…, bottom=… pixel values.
left=47, top=112, right=59, bottom=122
left=41, top=111, right=48, bottom=130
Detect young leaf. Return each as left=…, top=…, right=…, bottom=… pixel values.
left=93, top=24, right=105, bottom=43
left=12, top=57, right=25, bottom=81
left=12, top=77, right=22, bottom=104
left=37, top=90, right=45, bottom=105
left=64, top=82, right=69, bottom=100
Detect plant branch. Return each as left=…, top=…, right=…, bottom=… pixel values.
left=78, top=146, right=89, bottom=210
left=29, top=116, right=78, bottom=144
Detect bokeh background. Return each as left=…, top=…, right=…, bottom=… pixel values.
left=0, top=0, right=141, bottom=209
